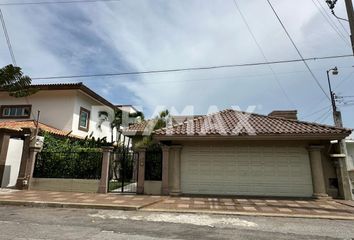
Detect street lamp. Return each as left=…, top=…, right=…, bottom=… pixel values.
left=326, top=67, right=343, bottom=127
left=327, top=67, right=338, bottom=112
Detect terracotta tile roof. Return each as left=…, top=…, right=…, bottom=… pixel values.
left=123, top=120, right=153, bottom=136
left=153, top=109, right=352, bottom=138
left=0, top=120, right=81, bottom=138
left=124, top=116, right=204, bottom=136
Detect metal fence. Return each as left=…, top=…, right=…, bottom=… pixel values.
left=33, top=151, right=103, bottom=179
left=109, top=149, right=139, bottom=193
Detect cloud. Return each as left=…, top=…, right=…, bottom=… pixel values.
left=0, top=0, right=353, bottom=128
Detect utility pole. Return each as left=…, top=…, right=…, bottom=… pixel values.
left=344, top=0, right=354, bottom=54
left=327, top=0, right=354, bottom=54
left=326, top=67, right=343, bottom=127
left=326, top=67, right=353, bottom=200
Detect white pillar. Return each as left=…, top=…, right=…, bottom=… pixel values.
left=170, top=145, right=182, bottom=196
left=308, top=146, right=329, bottom=199
left=161, top=146, right=170, bottom=195
left=98, top=147, right=113, bottom=194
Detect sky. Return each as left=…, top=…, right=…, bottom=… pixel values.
left=0, top=0, right=353, bottom=136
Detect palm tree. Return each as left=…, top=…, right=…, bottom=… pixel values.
left=154, top=109, right=170, bottom=130
left=111, top=108, right=123, bottom=143
left=0, top=64, right=36, bottom=97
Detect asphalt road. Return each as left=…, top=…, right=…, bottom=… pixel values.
left=0, top=206, right=353, bottom=240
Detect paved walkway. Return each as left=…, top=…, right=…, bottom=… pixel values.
left=0, top=189, right=354, bottom=220
left=144, top=196, right=354, bottom=220
left=0, top=189, right=163, bottom=210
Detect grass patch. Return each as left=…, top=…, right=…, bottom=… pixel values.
left=108, top=180, right=133, bottom=191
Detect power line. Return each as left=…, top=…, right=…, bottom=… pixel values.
left=59, top=64, right=351, bottom=86
left=312, top=0, right=350, bottom=45
left=31, top=54, right=353, bottom=80
left=0, top=8, right=16, bottom=66
left=314, top=108, right=332, bottom=122
left=336, top=17, right=351, bottom=36
left=335, top=68, right=354, bottom=89
left=301, top=105, right=331, bottom=118
left=266, top=0, right=331, bottom=100
left=319, top=111, right=332, bottom=123
left=0, top=0, right=121, bottom=6
left=232, top=0, right=295, bottom=108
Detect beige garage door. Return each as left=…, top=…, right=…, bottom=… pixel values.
left=181, top=146, right=313, bottom=197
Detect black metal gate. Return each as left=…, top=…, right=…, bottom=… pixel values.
left=109, top=147, right=139, bottom=193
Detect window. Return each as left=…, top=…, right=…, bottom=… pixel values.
left=0, top=105, right=31, bottom=119
left=78, top=107, right=90, bottom=131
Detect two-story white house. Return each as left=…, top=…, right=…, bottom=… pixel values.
left=0, top=82, right=136, bottom=141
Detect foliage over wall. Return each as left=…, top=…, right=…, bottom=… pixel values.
left=41, top=132, right=110, bottom=152
left=33, top=132, right=111, bottom=179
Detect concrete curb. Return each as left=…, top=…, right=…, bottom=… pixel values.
left=140, top=208, right=354, bottom=221
left=335, top=200, right=354, bottom=208
left=136, top=198, right=166, bottom=210
left=0, top=200, right=139, bottom=211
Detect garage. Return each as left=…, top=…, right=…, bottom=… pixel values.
left=181, top=145, right=314, bottom=197
left=151, top=109, right=351, bottom=198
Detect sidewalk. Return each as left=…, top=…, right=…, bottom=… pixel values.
left=0, top=189, right=163, bottom=210
left=143, top=196, right=354, bottom=220
left=0, top=189, right=354, bottom=220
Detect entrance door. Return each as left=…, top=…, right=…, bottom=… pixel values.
left=109, top=148, right=138, bottom=193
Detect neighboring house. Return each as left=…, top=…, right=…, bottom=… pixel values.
left=0, top=83, right=138, bottom=190
left=0, top=83, right=117, bottom=141
left=116, top=105, right=139, bottom=115
left=133, top=109, right=352, bottom=198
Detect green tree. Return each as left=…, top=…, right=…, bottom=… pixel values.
left=154, top=109, right=170, bottom=130
left=0, top=64, right=36, bottom=97
left=134, top=109, right=172, bottom=149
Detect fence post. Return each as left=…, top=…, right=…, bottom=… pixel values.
left=0, top=132, right=10, bottom=187
left=98, top=146, right=114, bottom=194
left=25, top=146, right=41, bottom=190
left=136, top=148, right=146, bottom=194
left=162, top=145, right=170, bottom=195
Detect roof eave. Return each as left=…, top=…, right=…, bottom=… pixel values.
left=1, top=83, right=116, bottom=109
left=153, top=133, right=350, bottom=141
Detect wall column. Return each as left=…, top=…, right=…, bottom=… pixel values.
left=337, top=140, right=353, bottom=200
left=332, top=156, right=353, bottom=200
left=16, top=133, right=31, bottom=190
left=136, top=148, right=146, bottom=194
left=0, top=133, right=11, bottom=187
left=161, top=145, right=170, bottom=195
left=25, top=146, right=41, bottom=190
left=170, top=145, right=182, bottom=196
left=98, top=146, right=114, bottom=194
left=308, top=146, right=329, bottom=199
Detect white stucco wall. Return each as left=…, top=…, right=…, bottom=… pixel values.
left=0, top=91, right=76, bottom=131
left=71, top=91, right=114, bottom=140
left=0, top=90, right=115, bottom=142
